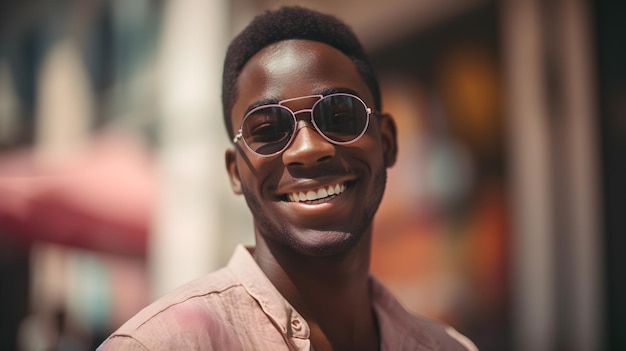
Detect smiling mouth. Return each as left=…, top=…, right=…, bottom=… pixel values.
left=286, top=182, right=348, bottom=203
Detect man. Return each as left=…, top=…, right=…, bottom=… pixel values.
left=98, top=6, right=478, bottom=350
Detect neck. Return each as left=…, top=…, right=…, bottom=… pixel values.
left=253, top=229, right=379, bottom=350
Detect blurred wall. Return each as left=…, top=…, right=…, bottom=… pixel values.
left=0, top=0, right=621, bottom=350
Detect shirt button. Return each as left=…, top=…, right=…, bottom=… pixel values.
left=291, top=318, right=302, bottom=332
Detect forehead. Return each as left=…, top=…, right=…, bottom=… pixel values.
left=231, top=40, right=373, bottom=129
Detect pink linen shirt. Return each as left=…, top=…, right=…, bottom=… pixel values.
left=98, top=245, right=477, bottom=350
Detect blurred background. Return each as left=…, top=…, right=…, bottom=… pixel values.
left=0, top=0, right=623, bottom=350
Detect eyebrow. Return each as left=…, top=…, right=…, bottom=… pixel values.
left=243, top=87, right=364, bottom=115
left=317, top=87, right=362, bottom=97
left=244, top=98, right=280, bottom=115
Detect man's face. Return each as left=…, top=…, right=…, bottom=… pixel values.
left=226, top=39, right=397, bottom=257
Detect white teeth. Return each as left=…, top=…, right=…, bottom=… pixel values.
left=288, top=183, right=346, bottom=202
left=317, top=188, right=328, bottom=198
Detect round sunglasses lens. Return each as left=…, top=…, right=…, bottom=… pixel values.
left=313, top=95, right=368, bottom=142
left=242, top=106, right=294, bottom=155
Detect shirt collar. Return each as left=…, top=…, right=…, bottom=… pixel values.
left=227, top=245, right=439, bottom=350
left=227, top=245, right=310, bottom=341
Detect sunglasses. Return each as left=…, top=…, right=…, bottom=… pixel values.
left=233, top=93, right=373, bottom=157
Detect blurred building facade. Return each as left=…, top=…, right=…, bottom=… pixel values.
left=0, top=0, right=624, bottom=350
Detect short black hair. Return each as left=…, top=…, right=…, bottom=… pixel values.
left=221, top=6, right=381, bottom=139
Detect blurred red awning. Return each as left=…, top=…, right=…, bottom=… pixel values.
left=0, top=133, right=156, bottom=257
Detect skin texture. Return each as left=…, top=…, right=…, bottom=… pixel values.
left=225, top=40, right=397, bottom=351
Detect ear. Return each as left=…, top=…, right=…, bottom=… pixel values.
left=378, top=113, right=398, bottom=167
left=225, top=148, right=243, bottom=195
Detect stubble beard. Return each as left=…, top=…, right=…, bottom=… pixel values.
left=241, top=167, right=388, bottom=257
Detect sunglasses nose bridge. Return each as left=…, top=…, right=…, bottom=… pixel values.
left=292, top=108, right=314, bottom=116
left=292, top=107, right=315, bottom=124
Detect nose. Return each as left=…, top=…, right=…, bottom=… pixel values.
left=282, top=120, right=335, bottom=167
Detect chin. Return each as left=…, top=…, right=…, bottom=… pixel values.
left=283, top=228, right=363, bottom=257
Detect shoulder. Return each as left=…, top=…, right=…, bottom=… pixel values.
left=409, top=314, right=479, bottom=351
left=98, top=267, right=245, bottom=350
left=371, top=277, right=478, bottom=350
left=117, top=267, right=238, bottom=332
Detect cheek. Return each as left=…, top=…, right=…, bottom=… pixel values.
left=356, top=130, right=386, bottom=163
left=236, top=157, right=257, bottom=185
left=236, top=156, right=284, bottom=191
